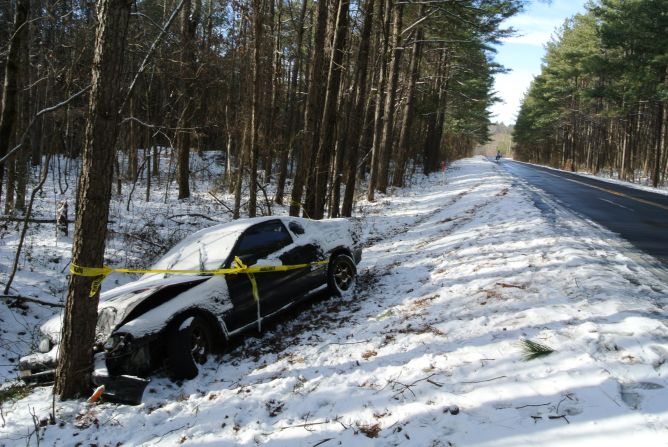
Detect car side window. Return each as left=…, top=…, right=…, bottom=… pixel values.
left=235, top=220, right=293, bottom=262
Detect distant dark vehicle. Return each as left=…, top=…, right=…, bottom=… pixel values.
left=19, top=217, right=361, bottom=404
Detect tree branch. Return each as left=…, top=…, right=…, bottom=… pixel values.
left=0, top=294, right=64, bottom=308
left=0, top=86, right=91, bottom=165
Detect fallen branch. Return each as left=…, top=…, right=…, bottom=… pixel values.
left=391, top=373, right=443, bottom=400
left=0, top=295, right=64, bottom=308
left=515, top=402, right=551, bottom=409
left=1, top=216, right=67, bottom=224
left=496, top=282, right=525, bottom=289
left=279, top=417, right=340, bottom=432
left=318, top=340, right=370, bottom=351
left=461, top=375, right=507, bottom=384
left=167, top=213, right=218, bottom=222
left=155, top=424, right=189, bottom=443
left=0, top=216, right=114, bottom=224
left=548, top=414, right=570, bottom=424
left=106, top=229, right=167, bottom=250
left=208, top=191, right=235, bottom=214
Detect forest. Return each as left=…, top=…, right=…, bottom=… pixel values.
left=0, top=0, right=521, bottom=220
left=0, top=0, right=523, bottom=399
left=513, top=0, right=668, bottom=187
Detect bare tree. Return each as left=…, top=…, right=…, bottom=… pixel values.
left=176, top=0, right=202, bottom=200
left=289, top=0, right=330, bottom=216
left=0, top=0, right=29, bottom=206
left=55, top=0, right=134, bottom=399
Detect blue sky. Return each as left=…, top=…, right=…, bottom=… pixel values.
left=490, top=0, right=588, bottom=124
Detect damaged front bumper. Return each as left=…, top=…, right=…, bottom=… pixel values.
left=19, top=351, right=150, bottom=406
left=91, top=370, right=150, bottom=405
left=19, top=348, right=58, bottom=384
left=92, top=350, right=150, bottom=405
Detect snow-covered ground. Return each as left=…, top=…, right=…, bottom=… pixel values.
left=1, top=156, right=667, bottom=446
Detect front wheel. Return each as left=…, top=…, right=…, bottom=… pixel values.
left=164, top=315, right=212, bottom=380
left=327, top=254, right=357, bottom=296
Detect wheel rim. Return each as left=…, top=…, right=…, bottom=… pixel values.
left=333, top=260, right=354, bottom=291
left=190, top=325, right=209, bottom=364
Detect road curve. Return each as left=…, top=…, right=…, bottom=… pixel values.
left=497, top=158, right=668, bottom=269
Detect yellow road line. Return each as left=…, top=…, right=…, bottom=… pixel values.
left=526, top=166, right=668, bottom=212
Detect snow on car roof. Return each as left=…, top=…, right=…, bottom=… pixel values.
left=143, top=216, right=285, bottom=278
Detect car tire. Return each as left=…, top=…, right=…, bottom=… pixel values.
left=327, top=254, right=357, bottom=297
left=165, top=315, right=212, bottom=380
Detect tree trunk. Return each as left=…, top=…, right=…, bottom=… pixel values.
left=274, top=0, right=308, bottom=205
left=653, top=67, right=668, bottom=187
left=342, top=0, right=375, bottom=216
left=127, top=97, right=138, bottom=180
left=289, top=0, right=329, bottom=216
left=376, top=1, right=402, bottom=193
left=0, top=0, right=29, bottom=206
left=306, top=0, right=349, bottom=219
left=423, top=50, right=449, bottom=175
left=55, top=0, right=133, bottom=399
left=14, top=12, right=31, bottom=212
left=367, top=0, right=391, bottom=202
left=263, top=0, right=282, bottom=184
left=176, top=0, right=201, bottom=200
left=392, top=5, right=422, bottom=187
left=233, top=123, right=249, bottom=219
left=248, top=0, right=264, bottom=217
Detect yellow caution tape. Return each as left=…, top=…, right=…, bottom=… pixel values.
left=70, top=257, right=329, bottom=298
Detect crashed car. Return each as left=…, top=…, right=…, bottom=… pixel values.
left=20, top=216, right=361, bottom=403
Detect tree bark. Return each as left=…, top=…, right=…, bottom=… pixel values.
left=306, top=0, right=349, bottom=219
left=176, top=0, right=201, bottom=200
left=289, top=0, right=329, bottom=216
left=274, top=0, right=308, bottom=205
left=248, top=0, right=263, bottom=217
left=0, top=0, right=29, bottom=207
left=367, top=0, right=391, bottom=202
left=342, top=0, right=375, bottom=216
left=392, top=5, right=422, bottom=187
left=55, top=0, right=133, bottom=399
left=653, top=66, right=667, bottom=187
left=423, top=50, right=449, bottom=175
left=376, top=1, right=402, bottom=194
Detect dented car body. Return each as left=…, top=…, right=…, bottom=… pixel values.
left=19, top=216, right=361, bottom=404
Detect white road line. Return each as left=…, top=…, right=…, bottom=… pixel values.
left=599, top=198, right=635, bottom=212
left=534, top=169, right=668, bottom=212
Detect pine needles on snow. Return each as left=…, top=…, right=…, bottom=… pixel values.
left=520, top=338, right=555, bottom=361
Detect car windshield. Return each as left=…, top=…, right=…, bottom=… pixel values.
left=143, top=227, right=241, bottom=278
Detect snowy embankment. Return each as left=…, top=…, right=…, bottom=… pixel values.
left=1, top=156, right=667, bottom=446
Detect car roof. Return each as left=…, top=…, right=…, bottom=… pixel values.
left=189, top=215, right=306, bottom=237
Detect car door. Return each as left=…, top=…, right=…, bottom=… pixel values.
left=224, top=220, right=294, bottom=325
left=278, top=220, right=328, bottom=297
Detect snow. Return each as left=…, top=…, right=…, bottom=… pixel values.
left=118, top=275, right=231, bottom=338
left=1, top=155, right=667, bottom=446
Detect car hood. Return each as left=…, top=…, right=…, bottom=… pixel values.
left=41, top=275, right=211, bottom=344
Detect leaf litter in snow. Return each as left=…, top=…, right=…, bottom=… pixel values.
left=1, top=156, right=668, bottom=446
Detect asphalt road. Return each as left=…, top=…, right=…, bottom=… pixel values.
left=497, top=159, right=668, bottom=269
